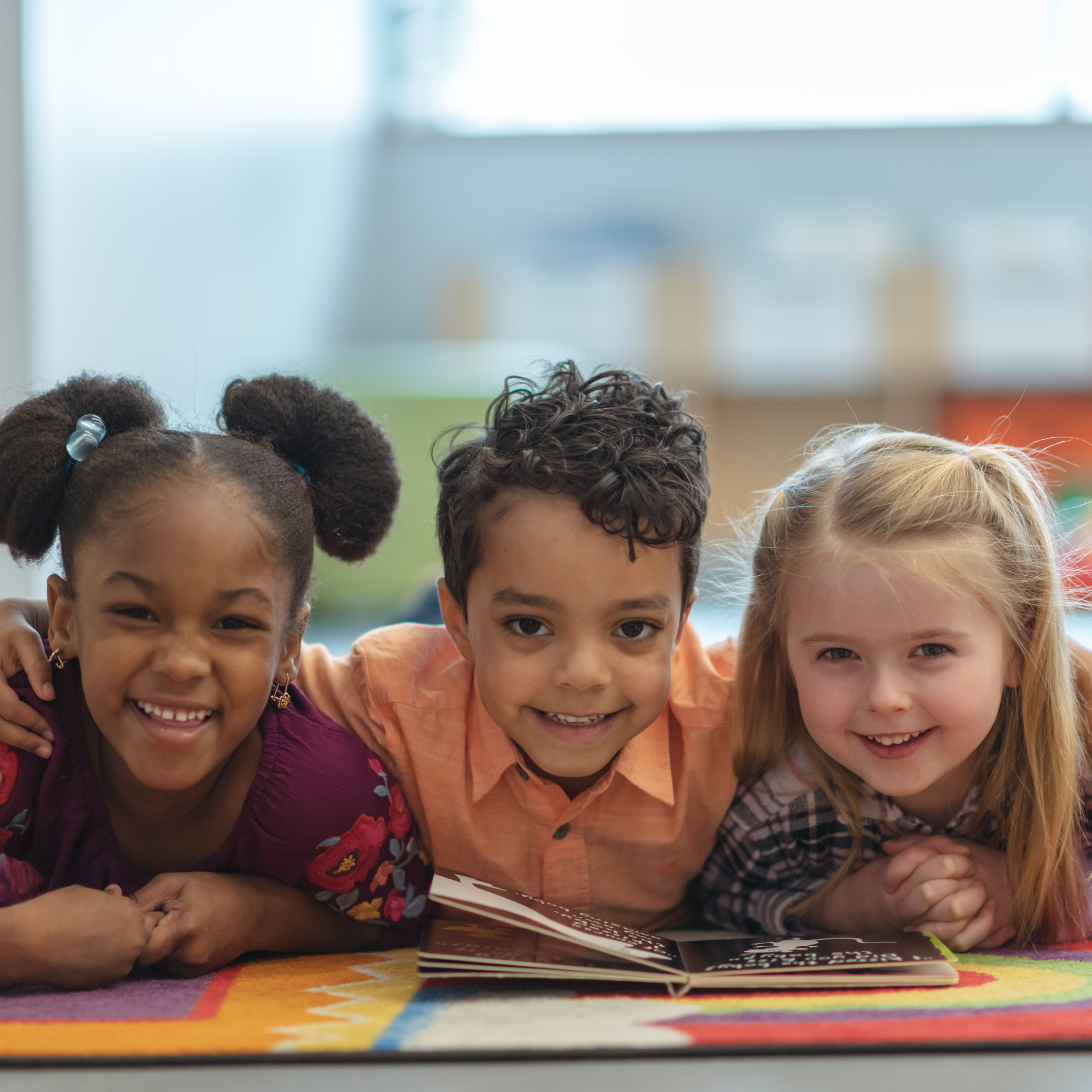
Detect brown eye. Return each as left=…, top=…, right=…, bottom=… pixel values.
left=615, top=620, right=656, bottom=640
left=509, top=617, right=548, bottom=637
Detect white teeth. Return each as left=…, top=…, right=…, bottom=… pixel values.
left=136, top=701, right=213, bottom=723
left=545, top=712, right=608, bottom=726
left=865, top=731, right=923, bottom=747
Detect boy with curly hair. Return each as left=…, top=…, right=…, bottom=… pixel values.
left=0, top=364, right=736, bottom=930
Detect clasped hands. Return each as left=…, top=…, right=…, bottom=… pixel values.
left=4, top=872, right=271, bottom=990
left=810, top=833, right=1015, bottom=951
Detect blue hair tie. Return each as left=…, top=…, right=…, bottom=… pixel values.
left=291, top=462, right=312, bottom=484
left=64, top=414, right=107, bottom=471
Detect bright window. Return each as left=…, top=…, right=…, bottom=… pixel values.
left=392, top=0, right=1090, bottom=133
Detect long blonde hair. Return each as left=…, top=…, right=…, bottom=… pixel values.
left=734, top=425, right=1091, bottom=944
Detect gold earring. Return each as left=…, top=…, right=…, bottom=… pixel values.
left=270, top=673, right=291, bottom=710
left=47, top=649, right=66, bottom=670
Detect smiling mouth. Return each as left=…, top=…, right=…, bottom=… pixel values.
left=857, top=726, right=936, bottom=756
left=539, top=711, right=613, bottom=727
left=133, top=700, right=215, bottom=726
left=864, top=730, right=925, bottom=747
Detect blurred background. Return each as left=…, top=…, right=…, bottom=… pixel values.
left=5, top=0, right=1092, bottom=648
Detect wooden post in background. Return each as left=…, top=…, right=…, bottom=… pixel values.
left=878, top=259, right=946, bottom=434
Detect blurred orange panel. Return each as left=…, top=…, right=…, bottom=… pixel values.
left=942, top=394, right=1092, bottom=484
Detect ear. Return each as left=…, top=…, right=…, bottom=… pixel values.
left=1004, top=643, right=1023, bottom=689
left=46, top=574, right=77, bottom=658
left=675, top=589, right=698, bottom=645
left=438, top=578, right=474, bottom=665
left=278, top=603, right=310, bottom=682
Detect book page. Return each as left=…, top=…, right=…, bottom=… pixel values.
left=421, top=920, right=663, bottom=973
left=428, top=868, right=681, bottom=969
left=676, top=933, right=948, bottom=975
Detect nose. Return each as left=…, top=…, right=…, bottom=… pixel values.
left=864, top=665, right=911, bottom=715
left=152, top=627, right=212, bottom=682
left=550, top=635, right=612, bottom=692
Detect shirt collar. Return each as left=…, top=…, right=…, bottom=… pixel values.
left=613, top=708, right=676, bottom=806
left=465, top=685, right=676, bottom=806
left=467, top=683, right=523, bottom=803
left=860, top=780, right=981, bottom=835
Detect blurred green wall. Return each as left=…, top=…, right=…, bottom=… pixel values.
left=309, top=391, right=491, bottom=620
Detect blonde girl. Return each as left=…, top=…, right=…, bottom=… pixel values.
left=697, top=426, right=1092, bottom=951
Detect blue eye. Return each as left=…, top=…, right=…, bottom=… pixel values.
left=917, top=643, right=950, bottom=658
left=822, top=647, right=856, bottom=662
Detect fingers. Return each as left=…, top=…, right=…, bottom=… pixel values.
left=0, top=717, right=53, bottom=758
left=139, top=911, right=185, bottom=966
left=104, top=884, right=123, bottom=897
left=15, top=632, right=54, bottom=701
left=882, top=833, right=970, bottom=859
left=0, top=675, right=54, bottom=755
left=132, top=872, right=186, bottom=913
left=884, top=843, right=975, bottom=894
left=881, top=834, right=928, bottom=855
left=979, top=924, right=1017, bottom=949
left=142, top=911, right=164, bottom=941
left=946, top=899, right=1004, bottom=952
left=905, top=879, right=988, bottom=928
left=911, top=882, right=990, bottom=942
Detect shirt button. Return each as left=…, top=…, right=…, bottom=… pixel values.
left=553, top=823, right=570, bottom=840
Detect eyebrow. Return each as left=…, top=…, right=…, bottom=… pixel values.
left=103, top=571, right=273, bottom=607
left=801, top=629, right=969, bottom=645
left=493, top=589, right=561, bottom=610
left=492, top=588, right=672, bottom=613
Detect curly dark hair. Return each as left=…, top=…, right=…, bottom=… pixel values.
left=436, top=362, right=708, bottom=612
left=0, top=372, right=399, bottom=624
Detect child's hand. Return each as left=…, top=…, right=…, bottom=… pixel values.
left=877, top=838, right=1013, bottom=952
left=0, top=599, right=54, bottom=759
left=135, top=872, right=265, bottom=977
left=885, top=835, right=1016, bottom=949
left=0, top=884, right=160, bottom=989
left=135, top=871, right=383, bottom=976
left=805, top=835, right=985, bottom=945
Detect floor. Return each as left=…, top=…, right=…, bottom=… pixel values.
left=0, top=1053, right=1088, bottom=1092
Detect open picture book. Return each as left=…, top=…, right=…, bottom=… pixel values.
left=420, top=867, right=958, bottom=995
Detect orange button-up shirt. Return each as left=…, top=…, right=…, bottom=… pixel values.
left=298, top=622, right=737, bottom=930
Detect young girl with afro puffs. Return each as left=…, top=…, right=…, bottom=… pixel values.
left=0, top=373, right=428, bottom=988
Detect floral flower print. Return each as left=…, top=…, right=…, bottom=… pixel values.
left=306, top=812, right=388, bottom=895
left=303, top=759, right=429, bottom=923
left=348, top=897, right=384, bottom=921
left=388, top=782, right=412, bottom=839
left=384, top=889, right=406, bottom=921
left=370, top=860, right=394, bottom=892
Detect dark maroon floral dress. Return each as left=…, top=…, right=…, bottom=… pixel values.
left=0, top=664, right=430, bottom=948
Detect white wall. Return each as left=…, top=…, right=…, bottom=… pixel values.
left=0, top=0, right=36, bottom=597
left=24, top=0, right=377, bottom=426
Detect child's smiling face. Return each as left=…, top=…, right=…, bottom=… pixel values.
left=439, top=490, right=693, bottom=794
left=48, top=477, right=303, bottom=793
left=784, top=541, right=1021, bottom=825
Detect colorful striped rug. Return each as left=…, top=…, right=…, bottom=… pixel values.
left=4, top=941, right=1092, bottom=1063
